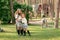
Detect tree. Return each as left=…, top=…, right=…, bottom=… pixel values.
left=49, top=0, right=54, bottom=20
left=10, top=0, right=14, bottom=23
left=54, top=0, right=59, bottom=28
left=0, top=0, right=11, bottom=24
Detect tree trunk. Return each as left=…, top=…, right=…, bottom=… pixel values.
left=10, top=0, right=15, bottom=23
left=54, top=0, right=59, bottom=28
left=49, top=0, right=54, bottom=20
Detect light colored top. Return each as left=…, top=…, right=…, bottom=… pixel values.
left=22, top=18, right=28, bottom=25
left=41, top=18, right=47, bottom=24
left=15, top=14, right=22, bottom=22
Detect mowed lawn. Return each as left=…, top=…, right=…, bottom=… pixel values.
left=0, top=24, right=60, bottom=40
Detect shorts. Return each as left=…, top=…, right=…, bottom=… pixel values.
left=16, top=21, right=22, bottom=27
left=22, top=24, right=28, bottom=29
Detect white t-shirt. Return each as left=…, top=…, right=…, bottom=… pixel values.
left=22, top=18, right=27, bottom=25
left=15, top=14, right=22, bottom=22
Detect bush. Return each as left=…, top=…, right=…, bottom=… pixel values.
left=0, top=0, right=11, bottom=24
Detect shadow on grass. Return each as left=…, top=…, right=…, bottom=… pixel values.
left=29, top=24, right=40, bottom=26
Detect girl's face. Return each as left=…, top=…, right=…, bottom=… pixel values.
left=21, top=14, right=25, bottom=18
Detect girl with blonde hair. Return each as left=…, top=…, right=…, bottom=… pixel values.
left=14, top=9, right=23, bottom=36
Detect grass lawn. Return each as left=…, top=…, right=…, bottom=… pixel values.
left=0, top=24, right=60, bottom=40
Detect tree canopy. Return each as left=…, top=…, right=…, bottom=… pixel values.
left=0, top=0, right=11, bottom=24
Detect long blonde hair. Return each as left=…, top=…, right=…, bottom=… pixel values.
left=14, top=9, right=22, bottom=16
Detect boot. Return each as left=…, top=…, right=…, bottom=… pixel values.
left=23, top=31, right=26, bottom=36
left=17, top=30, right=20, bottom=35
left=21, top=29, right=23, bottom=35
left=27, top=30, right=31, bottom=36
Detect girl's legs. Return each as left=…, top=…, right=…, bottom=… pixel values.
left=42, top=23, right=44, bottom=28
left=21, top=29, right=23, bottom=35
left=19, top=27, right=22, bottom=35
left=16, top=25, right=22, bottom=36
left=27, top=30, right=31, bottom=36
left=16, top=22, right=21, bottom=35
left=16, top=26, right=20, bottom=35
left=23, top=28, right=31, bottom=36
left=45, top=22, right=48, bottom=28
left=19, top=27, right=23, bottom=35
left=23, top=28, right=27, bottom=36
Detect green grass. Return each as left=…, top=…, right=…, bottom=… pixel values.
left=0, top=24, right=60, bottom=40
